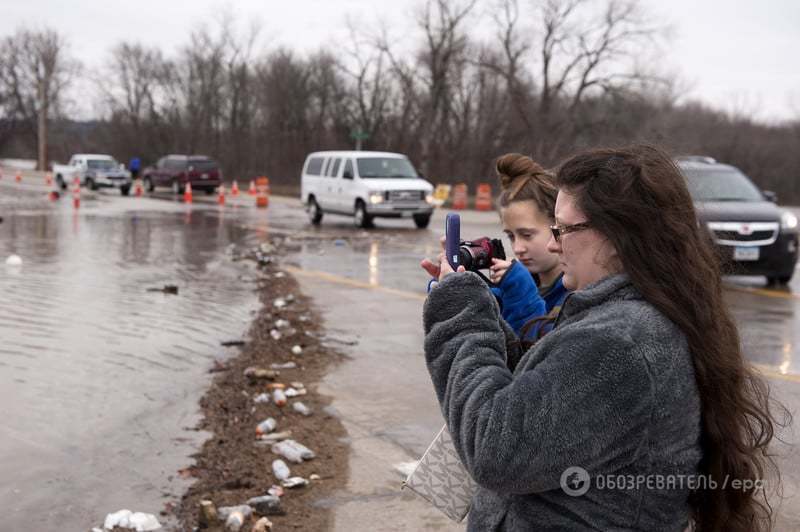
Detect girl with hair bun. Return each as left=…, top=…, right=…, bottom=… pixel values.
left=489, top=153, right=568, bottom=342
left=420, top=153, right=567, bottom=343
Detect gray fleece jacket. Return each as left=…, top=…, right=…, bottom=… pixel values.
left=423, top=272, right=702, bottom=531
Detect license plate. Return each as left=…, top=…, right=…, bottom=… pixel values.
left=734, top=246, right=759, bottom=261
left=201, top=173, right=209, bottom=180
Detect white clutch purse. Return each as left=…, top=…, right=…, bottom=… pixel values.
left=402, top=424, right=477, bottom=522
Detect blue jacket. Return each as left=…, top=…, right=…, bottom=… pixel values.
left=490, top=260, right=568, bottom=339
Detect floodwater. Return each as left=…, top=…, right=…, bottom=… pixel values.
left=1, top=181, right=799, bottom=529
left=0, top=191, right=263, bottom=530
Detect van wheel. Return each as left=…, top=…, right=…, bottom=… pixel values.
left=86, top=178, right=97, bottom=191
left=413, top=214, right=431, bottom=229
left=120, top=185, right=131, bottom=196
left=354, top=201, right=373, bottom=228
left=308, top=198, right=323, bottom=225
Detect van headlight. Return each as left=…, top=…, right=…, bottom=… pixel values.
left=369, top=192, right=384, bottom=204
left=781, top=211, right=798, bottom=231
left=425, top=194, right=434, bottom=204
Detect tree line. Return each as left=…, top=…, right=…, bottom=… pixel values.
left=1, top=0, right=799, bottom=201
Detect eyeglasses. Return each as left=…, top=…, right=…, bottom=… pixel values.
left=550, top=221, right=591, bottom=243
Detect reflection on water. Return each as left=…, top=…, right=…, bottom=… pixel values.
left=0, top=205, right=261, bottom=530
left=724, top=285, right=798, bottom=376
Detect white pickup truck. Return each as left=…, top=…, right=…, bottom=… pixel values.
left=52, top=154, right=132, bottom=195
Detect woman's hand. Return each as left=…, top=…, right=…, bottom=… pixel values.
left=489, top=258, right=514, bottom=284
left=420, top=256, right=442, bottom=278
left=438, top=255, right=466, bottom=281
left=420, top=236, right=448, bottom=279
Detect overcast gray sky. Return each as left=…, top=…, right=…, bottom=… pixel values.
left=2, top=0, right=799, bottom=123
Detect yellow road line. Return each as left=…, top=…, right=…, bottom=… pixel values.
left=284, top=267, right=800, bottom=384
left=724, top=284, right=800, bottom=300
left=284, top=265, right=427, bottom=301
left=752, top=364, right=800, bottom=384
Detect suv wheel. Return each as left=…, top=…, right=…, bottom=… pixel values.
left=308, top=198, right=323, bottom=225
left=171, top=180, right=184, bottom=195
left=354, top=201, right=373, bottom=229
left=768, top=274, right=793, bottom=285
left=120, top=185, right=131, bottom=196
left=144, top=177, right=155, bottom=192
left=413, top=214, right=431, bottom=229
left=56, top=175, right=67, bottom=191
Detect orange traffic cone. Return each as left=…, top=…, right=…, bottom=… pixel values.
left=45, top=172, right=53, bottom=186
left=256, top=177, right=269, bottom=208
left=15, top=171, right=22, bottom=183
left=217, top=184, right=226, bottom=205
left=134, top=179, right=143, bottom=197
left=248, top=180, right=257, bottom=196
left=183, top=182, right=193, bottom=203
left=231, top=180, right=240, bottom=197
left=72, top=177, right=81, bottom=209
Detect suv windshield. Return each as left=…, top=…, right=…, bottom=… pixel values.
left=87, top=159, right=118, bottom=170
left=682, top=167, right=764, bottom=202
left=357, top=157, right=418, bottom=178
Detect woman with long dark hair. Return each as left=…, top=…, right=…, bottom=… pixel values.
left=423, top=144, right=783, bottom=530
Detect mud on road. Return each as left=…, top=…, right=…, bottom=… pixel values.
left=173, top=240, right=349, bottom=531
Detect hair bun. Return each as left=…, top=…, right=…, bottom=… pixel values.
left=496, top=153, right=545, bottom=190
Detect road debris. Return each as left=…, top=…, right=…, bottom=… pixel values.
left=220, top=340, right=246, bottom=347
left=244, top=366, right=279, bottom=381
left=253, top=393, right=271, bottom=404
left=247, top=495, right=285, bottom=516
left=292, top=401, right=312, bottom=416
left=272, top=459, right=291, bottom=480
left=251, top=516, right=274, bottom=531
left=102, top=509, right=161, bottom=531
left=255, top=417, right=277, bottom=435
left=272, top=388, right=287, bottom=407
left=146, top=284, right=178, bottom=295
left=281, top=476, right=309, bottom=489
left=270, top=361, right=297, bottom=370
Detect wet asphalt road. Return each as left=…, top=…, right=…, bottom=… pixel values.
left=1, top=171, right=799, bottom=530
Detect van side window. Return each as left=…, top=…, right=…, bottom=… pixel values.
left=321, top=158, right=331, bottom=177
left=306, top=157, right=324, bottom=176
left=329, top=158, right=342, bottom=177
left=342, top=159, right=354, bottom=179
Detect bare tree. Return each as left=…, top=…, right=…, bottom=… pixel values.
left=0, top=27, right=76, bottom=170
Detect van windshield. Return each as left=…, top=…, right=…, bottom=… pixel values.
left=682, top=167, right=764, bottom=202
left=357, top=157, right=418, bottom=178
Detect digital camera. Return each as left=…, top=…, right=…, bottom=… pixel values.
left=458, top=237, right=506, bottom=271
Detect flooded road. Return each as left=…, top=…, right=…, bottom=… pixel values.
left=2, top=174, right=799, bottom=530
left=0, top=189, right=262, bottom=530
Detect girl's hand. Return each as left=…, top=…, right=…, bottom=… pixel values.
left=489, top=258, right=514, bottom=284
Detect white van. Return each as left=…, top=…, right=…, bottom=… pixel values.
left=300, top=151, right=435, bottom=229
